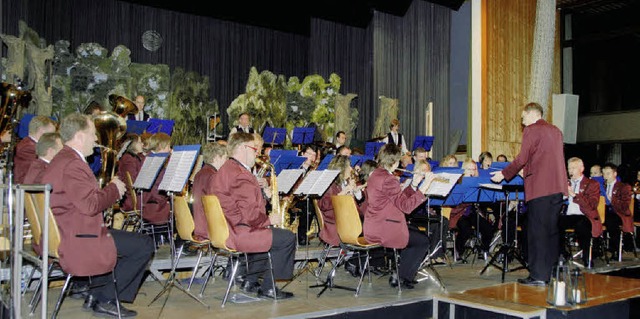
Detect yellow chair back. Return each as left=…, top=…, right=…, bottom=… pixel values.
left=202, top=195, right=232, bottom=251
left=174, top=195, right=196, bottom=242
left=331, top=195, right=363, bottom=246
left=24, top=193, right=42, bottom=247
left=125, top=171, right=138, bottom=209
left=33, top=193, right=61, bottom=259
left=441, top=207, right=452, bottom=219
left=597, top=196, right=606, bottom=224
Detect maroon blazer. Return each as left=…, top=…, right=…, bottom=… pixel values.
left=211, top=158, right=272, bottom=252
left=39, top=146, right=119, bottom=276
left=363, top=167, right=426, bottom=249
left=609, top=181, right=634, bottom=232
left=570, top=177, right=603, bottom=237
left=192, top=163, right=217, bottom=240
left=116, top=152, right=145, bottom=211
left=448, top=203, right=472, bottom=230
left=23, top=158, right=49, bottom=185
left=141, top=155, right=170, bottom=224
left=317, top=183, right=341, bottom=247
left=14, top=137, right=36, bottom=184
left=502, top=119, right=567, bottom=202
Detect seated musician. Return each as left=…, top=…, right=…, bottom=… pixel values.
left=211, top=132, right=296, bottom=299
left=140, top=133, right=172, bottom=236
left=38, top=113, right=153, bottom=317
left=363, top=143, right=435, bottom=289
left=192, top=142, right=228, bottom=240
left=14, top=115, right=57, bottom=184
left=116, top=133, right=145, bottom=212
left=558, top=157, right=601, bottom=267
left=448, top=158, right=496, bottom=261
left=478, top=151, right=493, bottom=169
left=23, top=132, right=62, bottom=184
left=602, top=162, right=634, bottom=259
left=440, top=154, right=458, bottom=168
left=295, top=144, right=320, bottom=246
left=336, top=145, right=352, bottom=156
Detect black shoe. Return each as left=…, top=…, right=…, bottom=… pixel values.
left=92, top=300, right=137, bottom=318
left=517, top=276, right=547, bottom=286
left=400, top=279, right=415, bottom=289
left=69, top=284, right=90, bottom=300
left=82, top=294, right=97, bottom=311
left=257, top=287, right=294, bottom=299
left=344, top=262, right=360, bottom=277
left=240, top=280, right=260, bottom=294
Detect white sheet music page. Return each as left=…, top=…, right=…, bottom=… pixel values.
left=426, top=173, right=462, bottom=197
left=133, top=155, right=167, bottom=189
left=276, top=169, right=304, bottom=194
left=159, top=149, right=199, bottom=192
left=294, top=170, right=340, bottom=196
left=479, top=183, right=502, bottom=190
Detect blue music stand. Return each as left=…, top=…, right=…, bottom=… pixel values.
left=147, top=119, right=175, bottom=136
left=17, top=113, right=57, bottom=139
left=269, top=149, right=298, bottom=165
left=126, top=120, right=150, bottom=134
left=461, top=176, right=497, bottom=203
left=263, top=127, right=287, bottom=145
left=273, top=155, right=306, bottom=175
left=400, top=163, right=414, bottom=182
left=494, top=176, right=525, bottom=201
left=317, top=154, right=334, bottom=171
left=292, top=127, right=315, bottom=145
left=430, top=183, right=466, bottom=206
left=350, top=155, right=374, bottom=168
left=365, top=142, right=385, bottom=157
left=413, top=136, right=435, bottom=152
left=490, top=162, right=510, bottom=170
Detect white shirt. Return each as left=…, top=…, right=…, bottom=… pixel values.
left=566, top=177, right=583, bottom=216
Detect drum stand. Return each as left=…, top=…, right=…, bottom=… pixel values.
left=479, top=186, right=528, bottom=282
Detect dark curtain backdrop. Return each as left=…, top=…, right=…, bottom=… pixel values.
left=2, top=0, right=452, bottom=158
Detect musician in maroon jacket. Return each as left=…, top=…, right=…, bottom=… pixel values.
left=211, top=132, right=296, bottom=299
left=115, top=133, right=145, bottom=212
left=317, top=155, right=358, bottom=247
left=491, top=102, right=567, bottom=286
left=14, top=115, right=56, bottom=184
left=559, top=157, right=602, bottom=267
left=192, top=142, right=227, bottom=240
left=364, top=143, right=435, bottom=289
left=39, top=113, right=153, bottom=317
left=23, top=132, right=62, bottom=184
left=602, top=162, right=634, bottom=258
left=141, top=133, right=171, bottom=225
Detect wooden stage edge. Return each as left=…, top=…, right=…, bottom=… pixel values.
left=432, top=272, right=640, bottom=319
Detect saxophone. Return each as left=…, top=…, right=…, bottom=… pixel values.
left=255, top=157, right=297, bottom=232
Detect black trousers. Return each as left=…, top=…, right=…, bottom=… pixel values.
left=526, top=193, right=563, bottom=282
left=558, top=214, right=592, bottom=264
left=92, top=229, right=155, bottom=303
left=397, top=228, right=430, bottom=281
left=244, top=228, right=296, bottom=290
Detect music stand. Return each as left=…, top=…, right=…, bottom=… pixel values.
left=350, top=155, right=373, bottom=168
left=292, top=127, right=315, bottom=145
left=317, top=154, right=334, bottom=171
left=147, top=118, right=175, bottom=136
left=364, top=142, right=385, bottom=157
left=273, top=155, right=306, bottom=176
left=412, top=136, right=434, bottom=152
left=126, top=120, right=150, bottom=134
left=262, top=127, right=286, bottom=146
left=479, top=183, right=528, bottom=283
left=148, top=145, right=207, bottom=307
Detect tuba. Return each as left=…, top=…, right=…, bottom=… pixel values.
left=0, top=81, right=31, bottom=138
left=93, top=95, right=136, bottom=187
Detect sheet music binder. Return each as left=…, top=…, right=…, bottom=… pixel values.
left=317, top=154, right=334, bottom=170
left=365, top=142, right=385, bottom=157
left=262, top=127, right=287, bottom=145
left=425, top=173, right=463, bottom=197
left=412, top=136, right=434, bottom=151
left=292, top=127, right=315, bottom=145
left=126, top=120, right=150, bottom=134
left=133, top=153, right=169, bottom=190
left=294, top=170, right=340, bottom=196
left=273, top=155, right=306, bottom=176
left=158, top=144, right=201, bottom=193
left=350, top=155, right=374, bottom=167
left=276, top=169, right=304, bottom=194
left=146, top=119, right=175, bottom=136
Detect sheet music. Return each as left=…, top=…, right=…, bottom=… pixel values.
left=479, top=183, right=502, bottom=190
left=189, top=155, right=204, bottom=183
left=159, top=146, right=200, bottom=192
left=294, top=170, right=340, bottom=196
left=276, top=169, right=304, bottom=194
left=426, top=173, right=462, bottom=197
left=133, top=155, right=168, bottom=189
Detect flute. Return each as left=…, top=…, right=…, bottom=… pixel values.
left=395, top=168, right=450, bottom=183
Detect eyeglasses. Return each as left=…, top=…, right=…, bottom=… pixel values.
left=244, top=144, right=259, bottom=153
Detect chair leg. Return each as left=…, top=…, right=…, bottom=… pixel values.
left=221, top=255, right=240, bottom=307
left=51, top=274, right=73, bottom=319
left=393, top=249, right=401, bottom=294
left=355, top=251, right=372, bottom=297
left=188, top=249, right=205, bottom=290
left=266, top=252, right=276, bottom=301
left=315, top=243, right=331, bottom=278
left=30, top=262, right=55, bottom=312
left=200, top=251, right=218, bottom=297
left=22, top=264, right=37, bottom=296
left=588, top=238, right=594, bottom=269
left=619, top=231, right=624, bottom=262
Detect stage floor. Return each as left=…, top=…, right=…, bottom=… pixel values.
left=19, top=240, right=640, bottom=319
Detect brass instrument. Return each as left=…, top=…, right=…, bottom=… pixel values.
left=634, top=181, right=640, bottom=195
left=0, top=82, right=31, bottom=153
left=255, top=157, right=298, bottom=232
left=94, top=95, right=136, bottom=187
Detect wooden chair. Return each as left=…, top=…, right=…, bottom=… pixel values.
left=313, top=195, right=384, bottom=297
left=148, top=195, right=210, bottom=308
left=201, top=194, right=276, bottom=307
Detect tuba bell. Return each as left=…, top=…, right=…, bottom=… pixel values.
left=93, top=95, right=136, bottom=187
left=0, top=82, right=31, bottom=138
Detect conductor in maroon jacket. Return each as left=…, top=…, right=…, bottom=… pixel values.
left=491, top=102, right=567, bottom=286
left=39, top=113, right=154, bottom=317
left=211, top=132, right=296, bottom=299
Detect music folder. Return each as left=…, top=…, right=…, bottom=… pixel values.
left=294, top=169, right=340, bottom=196
left=126, top=120, right=150, bottom=134
left=425, top=172, right=463, bottom=197
left=276, top=169, right=304, bottom=194
left=158, top=144, right=201, bottom=193
left=262, top=127, right=287, bottom=145
left=365, top=142, right=385, bottom=157
left=291, top=127, right=315, bottom=145
left=133, top=152, right=169, bottom=190
left=412, top=136, right=434, bottom=152
left=317, top=154, right=334, bottom=170
left=146, top=119, right=175, bottom=136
